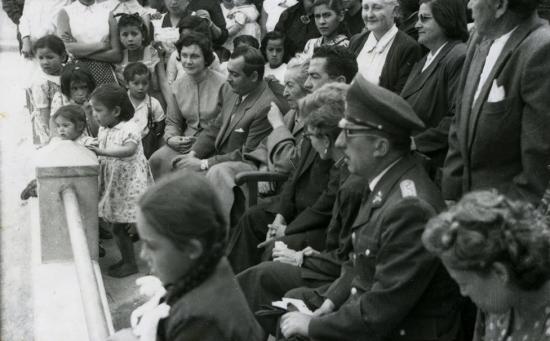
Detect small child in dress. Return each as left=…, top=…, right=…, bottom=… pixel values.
left=261, top=31, right=289, bottom=85
left=51, top=64, right=98, bottom=137
left=303, top=0, right=349, bottom=57
left=116, top=13, right=169, bottom=107
left=20, top=104, right=97, bottom=199
left=224, top=0, right=261, bottom=52
left=28, top=34, right=67, bottom=145
left=88, top=84, right=154, bottom=278
left=123, top=62, right=165, bottom=158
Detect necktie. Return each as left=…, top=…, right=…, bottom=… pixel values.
left=230, top=96, right=242, bottom=122
left=469, top=39, right=492, bottom=108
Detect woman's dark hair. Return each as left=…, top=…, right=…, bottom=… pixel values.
left=177, top=15, right=212, bottom=40
left=117, top=13, right=151, bottom=46
left=123, top=62, right=151, bottom=82
left=33, top=34, right=67, bottom=58
left=260, top=31, right=291, bottom=64
left=60, top=64, right=96, bottom=98
left=90, top=84, right=135, bottom=122
left=174, top=31, right=215, bottom=67
left=52, top=104, right=87, bottom=133
left=231, top=45, right=265, bottom=80
left=420, top=0, right=469, bottom=42
left=233, top=34, right=260, bottom=50
left=138, top=170, right=227, bottom=304
left=301, top=82, right=348, bottom=142
left=423, top=190, right=550, bottom=291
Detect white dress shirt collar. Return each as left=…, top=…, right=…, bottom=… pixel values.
left=364, top=24, right=399, bottom=54
left=422, top=42, right=448, bottom=72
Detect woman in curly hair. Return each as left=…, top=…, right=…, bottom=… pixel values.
left=422, top=190, right=550, bottom=341
left=108, top=170, right=264, bottom=341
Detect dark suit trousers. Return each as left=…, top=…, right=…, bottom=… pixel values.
left=227, top=204, right=276, bottom=274
left=238, top=262, right=328, bottom=337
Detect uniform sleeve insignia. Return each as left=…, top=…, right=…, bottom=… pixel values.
left=372, top=190, right=383, bottom=205
left=400, top=180, right=417, bottom=198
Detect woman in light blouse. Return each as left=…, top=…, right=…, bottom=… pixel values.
left=149, top=32, right=225, bottom=179
left=348, top=0, right=422, bottom=93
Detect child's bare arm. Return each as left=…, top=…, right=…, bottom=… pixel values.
left=88, top=141, right=138, bottom=158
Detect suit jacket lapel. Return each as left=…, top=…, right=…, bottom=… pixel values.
left=216, top=82, right=267, bottom=148
left=401, top=42, right=457, bottom=98
left=467, top=15, right=544, bottom=150
left=351, top=156, right=417, bottom=229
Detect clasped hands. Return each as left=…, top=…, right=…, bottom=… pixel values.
left=280, top=299, right=335, bottom=338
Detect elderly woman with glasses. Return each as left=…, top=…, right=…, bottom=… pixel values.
left=400, top=0, right=468, bottom=182
left=349, top=0, right=422, bottom=93
left=423, top=190, right=550, bottom=341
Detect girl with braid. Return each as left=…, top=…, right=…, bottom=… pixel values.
left=108, top=170, right=264, bottom=341
left=423, top=190, right=550, bottom=341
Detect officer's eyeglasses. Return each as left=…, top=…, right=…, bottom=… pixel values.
left=342, top=127, right=378, bottom=139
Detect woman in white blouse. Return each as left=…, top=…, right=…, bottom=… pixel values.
left=348, top=0, right=422, bottom=93
left=57, top=0, right=122, bottom=85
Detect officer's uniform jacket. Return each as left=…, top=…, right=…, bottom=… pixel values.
left=308, top=155, right=462, bottom=341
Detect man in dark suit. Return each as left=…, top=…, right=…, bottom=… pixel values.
left=442, top=0, right=550, bottom=205
left=227, top=46, right=358, bottom=274
left=280, top=75, right=462, bottom=341
left=173, top=45, right=279, bottom=172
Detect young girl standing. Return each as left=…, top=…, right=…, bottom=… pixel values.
left=88, top=84, right=153, bottom=278
left=28, top=34, right=66, bottom=145
left=51, top=64, right=98, bottom=137
left=116, top=13, right=170, bottom=107
left=261, top=31, right=289, bottom=84
left=302, top=0, right=349, bottom=57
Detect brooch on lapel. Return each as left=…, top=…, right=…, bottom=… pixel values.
left=400, top=180, right=417, bottom=198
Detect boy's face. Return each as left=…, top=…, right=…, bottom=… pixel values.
left=128, top=74, right=150, bottom=100
left=70, top=81, right=90, bottom=105
left=55, top=116, right=82, bottom=141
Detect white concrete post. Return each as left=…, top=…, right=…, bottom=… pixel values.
left=35, top=140, right=99, bottom=263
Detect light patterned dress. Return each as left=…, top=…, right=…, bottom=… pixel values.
left=97, top=120, right=153, bottom=223
left=28, top=70, right=61, bottom=144
left=473, top=308, right=550, bottom=341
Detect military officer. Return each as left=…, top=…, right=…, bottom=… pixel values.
left=280, top=75, right=463, bottom=341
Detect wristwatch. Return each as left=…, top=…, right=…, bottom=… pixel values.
left=200, top=159, right=209, bottom=171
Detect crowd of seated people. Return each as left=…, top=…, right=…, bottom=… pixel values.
left=10, top=0, right=550, bottom=339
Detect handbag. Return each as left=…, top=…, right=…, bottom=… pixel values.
left=141, top=96, right=165, bottom=159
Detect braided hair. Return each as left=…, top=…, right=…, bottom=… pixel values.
left=138, top=170, right=228, bottom=305
left=422, top=190, right=550, bottom=291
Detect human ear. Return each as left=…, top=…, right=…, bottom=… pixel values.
left=251, top=70, right=259, bottom=82
left=186, top=239, right=204, bottom=260
left=494, top=0, right=508, bottom=18
left=492, top=262, right=511, bottom=283
left=335, top=75, right=347, bottom=83
left=113, top=106, right=121, bottom=118
left=373, top=137, right=389, bottom=157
